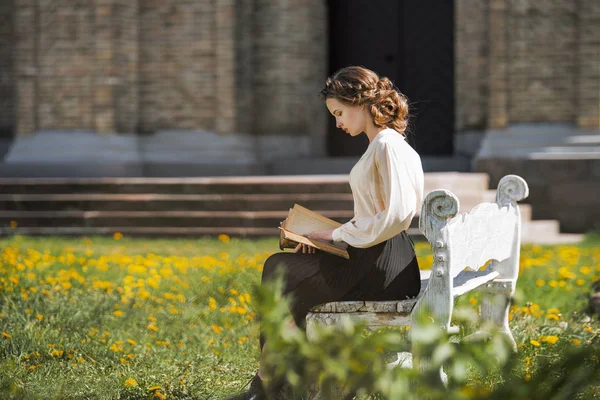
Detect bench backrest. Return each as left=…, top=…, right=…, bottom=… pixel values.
left=412, top=175, right=529, bottom=327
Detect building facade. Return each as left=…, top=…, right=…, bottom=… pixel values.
left=0, top=1, right=599, bottom=230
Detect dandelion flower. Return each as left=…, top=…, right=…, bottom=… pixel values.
left=535, top=279, right=545, bottom=287
left=530, top=339, right=540, bottom=347
left=124, top=378, right=137, bottom=387
left=113, top=232, right=123, bottom=240
left=540, top=335, right=559, bottom=344
left=1, top=332, right=11, bottom=339
left=571, top=339, right=581, bottom=345
left=113, top=310, right=124, bottom=317
left=148, top=385, right=162, bottom=391
left=218, top=234, right=231, bottom=243
left=212, top=325, right=223, bottom=334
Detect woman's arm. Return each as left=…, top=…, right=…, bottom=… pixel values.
left=331, top=140, right=421, bottom=248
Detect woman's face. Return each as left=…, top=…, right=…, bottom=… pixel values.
left=325, top=98, right=366, bottom=137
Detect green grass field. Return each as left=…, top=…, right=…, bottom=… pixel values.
left=0, top=234, right=599, bottom=399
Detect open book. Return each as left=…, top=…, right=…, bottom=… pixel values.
left=279, top=204, right=350, bottom=259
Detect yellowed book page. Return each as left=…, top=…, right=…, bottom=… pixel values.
left=287, top=204, right=342, bottom=235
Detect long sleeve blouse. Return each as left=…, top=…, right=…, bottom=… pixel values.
left=331, top=128, right=424, bottom=248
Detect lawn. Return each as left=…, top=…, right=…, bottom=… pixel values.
left=0, top=233, right=599, bottom=399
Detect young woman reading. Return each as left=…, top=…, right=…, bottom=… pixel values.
left=245, top=65, right=424, bottom=399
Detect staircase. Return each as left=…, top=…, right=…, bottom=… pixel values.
left=0, top=173, right=583, bottom=244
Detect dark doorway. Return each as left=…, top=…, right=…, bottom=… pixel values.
left=326, top=0, right=454, bottom=156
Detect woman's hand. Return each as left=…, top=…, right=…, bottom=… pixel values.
left=293, top=243, right=318, bottom=254
left=292, top=230, right=334, bottom=254
left=306, top=230, right=334, bottom=242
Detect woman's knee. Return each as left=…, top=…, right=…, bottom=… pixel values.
left=262, top=253, right=289, bottom=282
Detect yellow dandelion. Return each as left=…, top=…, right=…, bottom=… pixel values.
left=584, top=327, right=594, bottom=333
left=580, top=266, right=592, bottom=275
left=212, top=325, right=223, bottom=334
left=576, top=279, right=585, bottom=286
left=208, top=297, right=217, bottom=311
left=51, top=350, right=64, bottom=357
left=127, top=339, right=137, bottom=345
left=535, top=279, right=545, bottom=287
left=35, top=314, right=44, bottom=321
left=571, top=338, right=581, bottom=345
left=469, top=297, right=477, bottom=305
left=546, top=313, right=560, bottom=321
left=147, top=324, right=159, bottom=332
left=540, top=335, right=559, bottom=344
left=155, top=391, right=166, bottom=400
left=113, top=232, right=123, bottom=240
left=113, top=310, right=124, bottom=317
left=218, top=234, right=231, bottom=243
left=2, top=332, right=11, bottom=339
left=124, top=378, right=137, bottom=387
left=148, top=385, right=162, bottom=391
left=530, top=339, right=541, bottom=347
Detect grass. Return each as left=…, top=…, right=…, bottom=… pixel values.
left=0, top=233, right=599, bottom=399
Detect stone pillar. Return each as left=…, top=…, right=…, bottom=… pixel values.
left=93, top=0, right=139, bottom=134
left=487, top=0, right=508, bottom=128
left=455, top=0, right=488, bottom=132
left=15, top=0, right=38, bottom=136
left=576, top=1, right=600, bottom=129
left=215, top=0, right=236, bottom=133
left=0, top=0, right=15, bottom=136
left=253, top=0, right=327, bottom=141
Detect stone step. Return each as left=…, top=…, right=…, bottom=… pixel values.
left=0, top=224, right=582, bottom=245
left=0, top=210, right=351, bottom=228
left=0, top=203, right=533, bottom=229
left=0, top=191, right=502, bottom=213
left=0, top=172, right=491, bottom=194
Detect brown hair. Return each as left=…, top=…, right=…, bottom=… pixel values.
left=319, top=66, right=409, bottom=135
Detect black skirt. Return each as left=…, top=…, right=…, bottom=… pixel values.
left=260, top=230, right=421, bottom=349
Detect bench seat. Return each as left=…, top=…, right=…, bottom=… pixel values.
left=309, top=268, right=500, bottom=315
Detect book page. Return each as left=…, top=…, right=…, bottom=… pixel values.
left=287, top=204, right=342, bottom=235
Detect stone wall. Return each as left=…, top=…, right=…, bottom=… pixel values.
left=455, top=0, right=488, bottom=132
left=0, top=0, right=15, bottom=137
left=138, top=0, right=218, bottom=132
left=455, top=0, right=600, bottom=131
left=12, top=0, right=328, bottom=141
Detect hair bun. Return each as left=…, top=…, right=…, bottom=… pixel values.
left=376, top=77, right=394, bottom=91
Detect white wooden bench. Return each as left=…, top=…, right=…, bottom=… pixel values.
left=306, top=174, right=529, bottom=378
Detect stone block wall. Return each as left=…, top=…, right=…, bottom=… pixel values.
left=10, top=0, right=328, bottom=142
left=455, top=0, right=488, bottom=132
left=455, top=0, right=600, bottom=131
left=0, top=0, right=15, bottom=137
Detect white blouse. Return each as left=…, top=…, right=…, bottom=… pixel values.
left=331, top=128, right=424, bottom=248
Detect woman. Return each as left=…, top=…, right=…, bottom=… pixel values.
left=246, top=66, right=424, bottom=399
